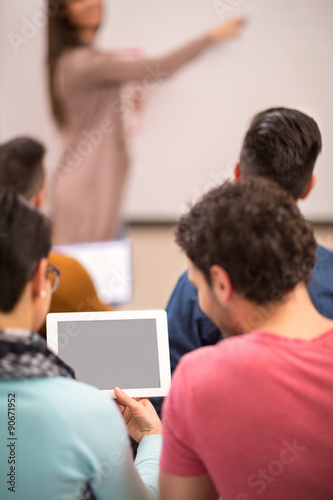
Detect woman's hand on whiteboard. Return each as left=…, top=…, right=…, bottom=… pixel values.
left=209, top=17, right=246, bottom=41
left=114, top=387, right=162, bottom=443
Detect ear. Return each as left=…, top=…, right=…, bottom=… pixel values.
left=233, top=163, right=241, bottom=181
left=30, top=188, right=46, bottom=210
left=209, top=265, right=233, bottom=304
left=31, top=258, right=49, bottom=302
left=299, top=174, right=316, bottom=200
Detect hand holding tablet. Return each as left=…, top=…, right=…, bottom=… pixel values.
left=114, top=387, right=162, bottom=443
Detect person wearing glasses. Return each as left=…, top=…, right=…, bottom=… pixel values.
left=0, top=186, right=162, bottom=500
left=0, top=136, right=113, bottom=337
left=46, top=263, right=61, bottom=294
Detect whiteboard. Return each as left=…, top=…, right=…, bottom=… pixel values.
left=1, top=0, right=333, bottom=221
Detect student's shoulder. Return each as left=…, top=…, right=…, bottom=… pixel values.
left=53, top=376, right=112, bottom=402
left=49, top=251, right=101, bottom=296
left=35, top=377, right=117, bottom=422
left=171, top=270, right=197, bottom=299
left=49, top=251, right=88, bottom=276
left=177, top=332, right=269, bottom=388
left=315, top=244, right=333, bottom=269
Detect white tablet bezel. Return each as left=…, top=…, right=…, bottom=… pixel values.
left=46, top=310, right=171, bottom=398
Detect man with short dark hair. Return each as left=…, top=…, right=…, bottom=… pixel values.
left=239, top=107, right=321, bottom=199
left=154, top=108, right=333, bottom=414
left=0, top=137, right=112, bottom=336
left=0, top=137, right=46, bottom=204
left=159, top=177, right=333, bottom=499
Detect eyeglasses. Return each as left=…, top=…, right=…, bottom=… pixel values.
left=46, top=264, right=61, bottom=293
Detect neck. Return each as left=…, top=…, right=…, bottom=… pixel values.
left=77, top=27, right=97, bottom=44
left=238, top=283, right=333, bottom=340
left=0, top=289, right=34, bottom=333
left=0, top=315, right=32, bottom=332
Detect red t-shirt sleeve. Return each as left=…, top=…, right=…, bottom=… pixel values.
left=160, top=360, right=207, bottom=477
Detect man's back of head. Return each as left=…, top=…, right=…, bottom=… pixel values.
left=239, top=107, right=322, bottom=199
left=176, top=176, right=317, bottom=316
left=0, top=137, right=45, bottom=201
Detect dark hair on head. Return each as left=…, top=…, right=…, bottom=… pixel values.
left=47, top=0, right=85, bottom=126
left=239, top=107, right=322, bottom=199
left=0, top=188, right=52, bottom=313
left=176, top=177, right=316, bottom=305
left=0, top=137, right=46, bottom=200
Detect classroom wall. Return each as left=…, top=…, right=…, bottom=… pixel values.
left=1, top=0, right=333, bottom=221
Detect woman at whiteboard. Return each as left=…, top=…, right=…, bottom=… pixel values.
left=47, top=0, right=244, bottom=244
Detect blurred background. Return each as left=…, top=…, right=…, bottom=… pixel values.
left=1, top=0, right=333, bottom=310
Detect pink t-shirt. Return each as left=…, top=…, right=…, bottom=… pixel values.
left=161, top=330, right=333, bottom=499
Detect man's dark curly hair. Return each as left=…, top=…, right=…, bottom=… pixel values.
left=239, top=107, right=322, bottom=199
left=176, top=177, right=316, bottom=305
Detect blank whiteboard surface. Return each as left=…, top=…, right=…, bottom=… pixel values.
left=1, top=0, right=333, bottom=221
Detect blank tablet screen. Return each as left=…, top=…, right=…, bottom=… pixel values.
left=57, top=319, right=161, bottom=390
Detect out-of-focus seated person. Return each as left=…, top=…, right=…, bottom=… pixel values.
left=0, top=137, right=112, bottom=337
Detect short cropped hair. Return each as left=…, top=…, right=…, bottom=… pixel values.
left=239, top=108, right=322, bottom=199
left=0, top=188, right=52, bottom=313
left=176, top=177, right=316, bottom=305
left=0, top=137, right=46, bottom=200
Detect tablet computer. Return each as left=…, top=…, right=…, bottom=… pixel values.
left=46, top=310, right=171, bottom=398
